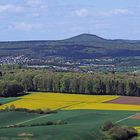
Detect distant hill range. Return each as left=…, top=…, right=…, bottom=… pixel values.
left=0, top=34, right=140, bottom=59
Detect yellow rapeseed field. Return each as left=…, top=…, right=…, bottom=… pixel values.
left=66, top=102, right=140, bottom=111
left=1, top=92, right=140, bottom=111
left=134, top=127, right=140, bottom=132
left=0, top=92, right=118, bottom=110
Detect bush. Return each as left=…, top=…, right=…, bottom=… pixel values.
left=101, top=121, right=138, bottom=140
left=108, top=125, right=128, bottom=140
left=14, top=108, right=56, bottom=114
left=3, top=120, right=67, bottom=129
left=55, top=120, right=67, bottom=125
left=4, top=105, right=9, bottom=111
left=121, top=126, right=138, bottom=139
left=9, top=104, right=16, bottom=111
left=0, top=106, right=57, bottom=115
left=102, top=122, right=138, bottom=140
left=102, top=121, right=114, bottom=131
left=15, top=108, right=29, bottom=112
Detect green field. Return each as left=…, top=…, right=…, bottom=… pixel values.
left=0, top=110, right=140, bottom=140
left=0, top=97, right=19, bottom=105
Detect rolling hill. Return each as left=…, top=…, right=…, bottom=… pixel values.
left=0, top=34, right=140, bottom=59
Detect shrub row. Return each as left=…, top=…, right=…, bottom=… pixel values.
left=1, top=120, right=67, bottom=129
left=0, top=104, right=57, bottom=114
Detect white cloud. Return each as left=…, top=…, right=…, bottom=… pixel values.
left=26, top=0, right=47, bottom=9
left=9, top=22, right=42, bottom=31
left=0, top=4, right=23, bottom=13
left=26, top=0, right=43, bottom=5
left=99, top=9, right=132, bottom=17
left=75, top=8, right=89, bottom=17
left=0, top=1, right=47, bottom=18
left=26, top=0, right=47, bottom=17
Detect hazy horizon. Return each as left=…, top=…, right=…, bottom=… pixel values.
left=1, top=33, right=140, bottom=42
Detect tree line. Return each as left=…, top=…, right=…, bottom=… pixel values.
left=0, top=68, right=140, bottom=97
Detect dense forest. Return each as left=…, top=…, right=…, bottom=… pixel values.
left=0, top=66, right=140, bottom=97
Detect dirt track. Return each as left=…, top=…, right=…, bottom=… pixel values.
left=107, top=96, right=140, bottom=105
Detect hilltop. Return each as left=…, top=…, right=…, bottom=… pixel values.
left=0, top=34, right=140, bottom=59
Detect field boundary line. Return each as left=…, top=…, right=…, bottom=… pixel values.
left=115, top=113, right=140, bottom=123
left=15, top=114, right=51, bottom=126
left=57, top=101, right=85, bottom=110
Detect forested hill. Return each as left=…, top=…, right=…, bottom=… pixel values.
left=0, top=34, right=140, bottom=59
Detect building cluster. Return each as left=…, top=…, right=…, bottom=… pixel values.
left=0, top=55, right=139, bottom=72
left=0, top=55, right=30, bottom=65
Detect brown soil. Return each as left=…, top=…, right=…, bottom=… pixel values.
left=107, top=96, right=140, bottom=105
left=131, top=115, right=140, bottom=119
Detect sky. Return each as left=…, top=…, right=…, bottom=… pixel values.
left=0, top=0, right=140, bottom=41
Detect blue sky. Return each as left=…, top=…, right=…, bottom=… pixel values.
left=0, top=0, right=140, bottom=41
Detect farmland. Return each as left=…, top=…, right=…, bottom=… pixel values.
left=1, top=93, right=140, bottom=111
left=0, top=110, right=139, bottom=140
left=0, top=93, right=140, bottom=139
left=0, top=93, right=119, bottom=110
left=1, top=0, right=140, bottom=139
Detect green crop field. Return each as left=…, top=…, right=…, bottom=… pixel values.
left=0, top=110, right=139, bottom=140
left=0, top=97, right=19, bottom=105
left=0, top=111, right=40, bottom=127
